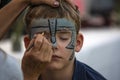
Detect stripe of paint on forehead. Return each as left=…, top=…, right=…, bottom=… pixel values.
left=30, top=19, right=49, bottom=38
left=30, top=27, right=49, bottom=39
left=31, top=27, right=49, bottom=33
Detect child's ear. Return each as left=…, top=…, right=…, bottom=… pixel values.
left=75, top=33, right=84, bottom=52
left=24, top=35, right=30, bottom=49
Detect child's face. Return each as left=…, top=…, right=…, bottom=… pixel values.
left=30, top=18, right=76, bottom=70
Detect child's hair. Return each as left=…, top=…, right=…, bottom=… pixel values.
left=25, top=0, right=81, bottom=34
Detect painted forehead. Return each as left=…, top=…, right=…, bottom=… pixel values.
left=30, top=18, right=76, bottom=49
left=30, top=18, right=75, bottom=29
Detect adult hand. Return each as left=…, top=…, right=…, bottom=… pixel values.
left=17, top=0, right=74, bottom=7
left=16, top=0, right=59, bottom=7
left=29, top=0, right=75, bottom=8
left=22, top=34, right=53, bottom=80
left=29, top=0, right=59, bottom=7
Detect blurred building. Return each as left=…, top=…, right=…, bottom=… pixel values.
left=74, top=0, right=120, bottom=28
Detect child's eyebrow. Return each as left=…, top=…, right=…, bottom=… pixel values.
left=57, top=31, right=71, bottom=35
left=57, top=28, right=71, bottom=32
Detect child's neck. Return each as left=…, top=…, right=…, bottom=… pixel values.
left=41, top=60, right=75, bottom=80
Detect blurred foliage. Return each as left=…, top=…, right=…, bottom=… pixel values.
left=11, top=10, right=25, bottom=52
left=114, top=0, right=120, bottom=13
left=114, top=0, right=120, bottom=26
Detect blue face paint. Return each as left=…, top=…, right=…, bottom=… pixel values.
left=30, top=18, right=76, bottom=60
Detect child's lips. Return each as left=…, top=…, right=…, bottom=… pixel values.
left=52, top=55, right=62, bottom=60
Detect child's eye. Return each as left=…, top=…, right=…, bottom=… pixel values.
left=59, top=37, right=69, bottom=41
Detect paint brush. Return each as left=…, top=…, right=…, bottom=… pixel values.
left=26, top=32, right=44, bottom=51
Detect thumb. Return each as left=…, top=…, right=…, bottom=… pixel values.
left=43, top=0, right=59, bottom=7
left=30, top=0, right=59, bottom=7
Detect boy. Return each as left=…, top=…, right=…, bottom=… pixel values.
left=22, top=0, right=106, bottom=80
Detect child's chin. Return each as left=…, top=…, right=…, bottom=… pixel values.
left=47, top=62, right=63, bottom=70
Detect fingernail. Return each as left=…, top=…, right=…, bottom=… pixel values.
left=54, top=1, right=59, bottom=7
left=41, top=32, right=44, bottom=36
left=33, top=34, right=37, bottom=39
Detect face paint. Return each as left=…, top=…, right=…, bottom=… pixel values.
left=30, top=18, right=76, bottom=60
left=48, top=19, right=57, bottom=47
left=30, top=19, right=57, bottom=47
left=56, top=19, right=76, bottom=49
left=56, top=19, right=76, bottom=60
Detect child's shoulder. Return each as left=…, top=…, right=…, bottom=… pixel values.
left=73, top=60, right=107, bottom=80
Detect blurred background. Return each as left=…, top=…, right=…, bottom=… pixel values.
left=0, top=0, right=120, bottom=80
